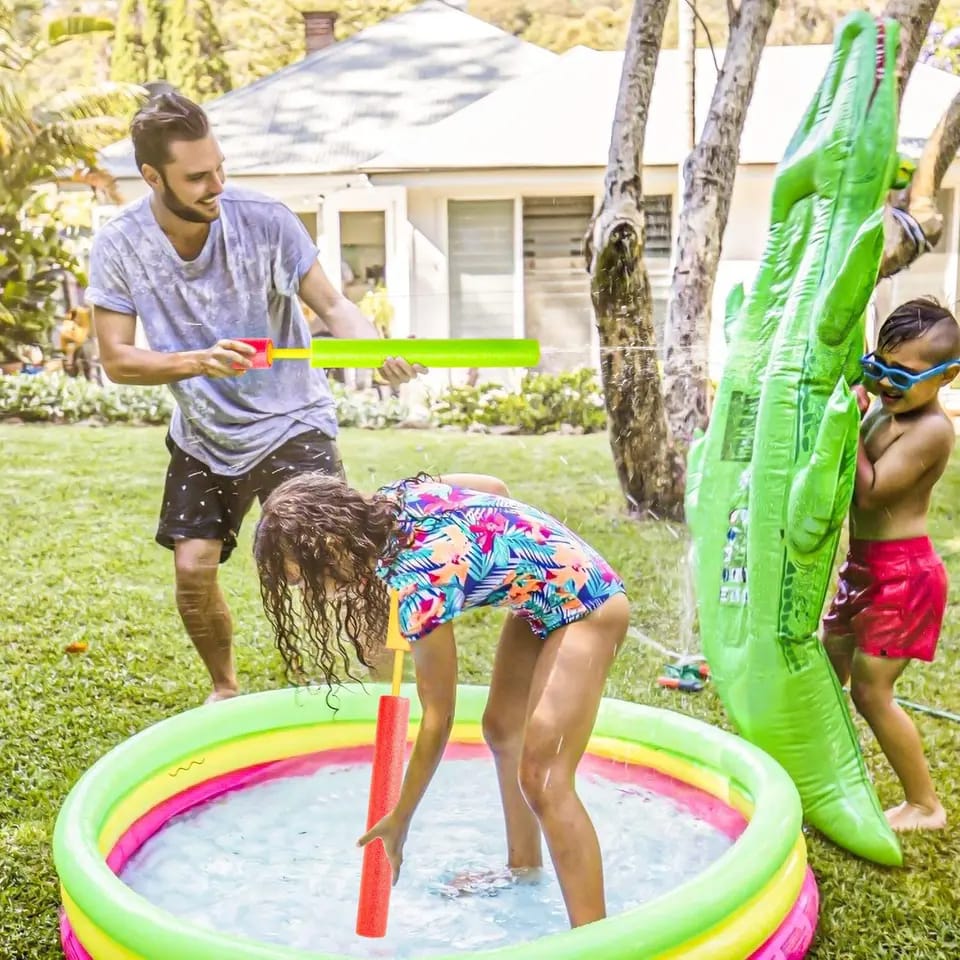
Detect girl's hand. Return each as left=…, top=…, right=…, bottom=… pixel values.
left=357, top=812, right=410, bottom=885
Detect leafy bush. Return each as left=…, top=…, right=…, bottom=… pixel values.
left=0, top=372, right=172, bottom=423
left=430, top=368, right=607, bottom=434
left=0, top=367, right=609, bottom=434
left=329, top=382, right=413, bottom=429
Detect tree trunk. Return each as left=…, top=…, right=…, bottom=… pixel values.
left=878, top=0, right=959, bottom=280
left=883, top=0, right=939, bottom=107
left=586, top=0, right=684, bottom=520
left=879, top=91, right=960, bottom=278
left=662, top=0, right=778, bottom=451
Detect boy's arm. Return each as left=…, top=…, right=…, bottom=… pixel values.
left=854, top=417, right=954, bottom=510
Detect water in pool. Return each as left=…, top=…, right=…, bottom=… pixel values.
left=121, top=755, right=735, bottom=956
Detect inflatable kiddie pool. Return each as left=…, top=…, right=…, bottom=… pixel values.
left=54, top=685, right=819, bottom=959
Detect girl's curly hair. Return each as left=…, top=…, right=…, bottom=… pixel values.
left=253, top=471, right=416, bottom=696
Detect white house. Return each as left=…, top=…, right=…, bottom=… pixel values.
left=96, top=0, right=960, bottom=389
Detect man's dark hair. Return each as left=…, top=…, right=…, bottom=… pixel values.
left=131, top=92, right=210, bottom=173
left=877, top=296, right=960, bottom=362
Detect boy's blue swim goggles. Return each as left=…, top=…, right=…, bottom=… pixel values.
left=859, top=352, right=960, bottom=392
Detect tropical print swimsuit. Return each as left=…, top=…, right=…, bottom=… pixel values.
left=374, top=479, right=626, bottom=641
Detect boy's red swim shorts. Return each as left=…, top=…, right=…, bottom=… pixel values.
left=822, top=536, right=948, bottom=662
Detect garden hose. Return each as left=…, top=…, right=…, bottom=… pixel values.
left=838, top=688, right=960, bottom=724
left=894, top=698, right=960, bottom=724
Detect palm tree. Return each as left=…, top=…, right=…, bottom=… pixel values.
left=0, top=9, right=145, bottom=363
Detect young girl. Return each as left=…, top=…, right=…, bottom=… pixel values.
left=253, top=471, right=630, bottom=929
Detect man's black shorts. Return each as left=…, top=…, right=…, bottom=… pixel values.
left=156, top=429, right=345, bottom=563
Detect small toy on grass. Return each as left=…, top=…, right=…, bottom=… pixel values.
left=657, top=660, right=710, bottom=693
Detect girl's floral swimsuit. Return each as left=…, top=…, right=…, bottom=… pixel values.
left=375, top=479, right=627, bottom=641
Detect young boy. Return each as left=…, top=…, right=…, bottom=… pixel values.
left=822, top=297, right=959, bottom=832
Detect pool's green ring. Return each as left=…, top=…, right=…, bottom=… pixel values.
left=54, top=684, right=802, bottom=960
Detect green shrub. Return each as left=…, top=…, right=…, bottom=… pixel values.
left=329, top=382, right=413, bottom=429
left=430, top=368, right=607, bottom=434
left=0, top=368, right=609, bottom=434
left=0, top=372, right=173, bottom=424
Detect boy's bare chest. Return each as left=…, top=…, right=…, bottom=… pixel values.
left=861, top=410, right=904, bottom=461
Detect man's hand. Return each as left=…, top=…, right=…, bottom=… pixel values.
left=198, top=339, right=256, bottom=378
left=357, top=811, right=410, bottom=885
left=377, top=355, right=427, bottom=387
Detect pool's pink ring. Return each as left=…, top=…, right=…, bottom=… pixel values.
left=748, top=866, right=819, bottom=960
left=60, top=742, right=817, bottom=959
left=60, top=911, right=85, bottom=960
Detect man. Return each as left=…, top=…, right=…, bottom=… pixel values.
left=86, top=92, right=424, bottom=704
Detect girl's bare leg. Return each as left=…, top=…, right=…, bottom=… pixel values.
left=481, top=614, right=545, bottom=869
left=519, top=593, right=629, bottom=927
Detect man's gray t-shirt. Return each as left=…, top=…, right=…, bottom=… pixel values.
left=85, top=185, right=338, bottom=476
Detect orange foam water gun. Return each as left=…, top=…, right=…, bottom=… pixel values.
left=356, top=590, right=410, bottom=938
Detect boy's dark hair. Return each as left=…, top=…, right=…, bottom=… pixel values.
left=877, top=296, right=960, bottom=362
left=131, top=92, right=210, bottom=174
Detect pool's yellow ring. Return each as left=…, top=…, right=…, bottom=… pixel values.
left=62, top=890, right=145, bottom=960
left=81, top=724, right=799, bottom=960
left=656, top=837, right=806, bottom=960
left=99, top=722, right=386, bottom=853
left=99, top=723, right=756, bottom=855
left=55, top=684, right=811, bottom=960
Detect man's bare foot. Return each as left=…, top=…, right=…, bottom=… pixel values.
left=885, top=800, right=947, bottom=832
left=205, top=687, right=240, bottom=705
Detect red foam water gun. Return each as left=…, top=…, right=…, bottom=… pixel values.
left=356, top=591, right=410, bottom=938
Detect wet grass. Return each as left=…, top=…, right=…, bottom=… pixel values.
left=1, top=423, right=958, bottom=959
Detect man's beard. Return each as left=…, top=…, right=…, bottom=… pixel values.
left=159, top=175, right=220, bottom=224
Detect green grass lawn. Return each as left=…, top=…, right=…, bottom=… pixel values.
left=2, top=424, right=959, bottom=959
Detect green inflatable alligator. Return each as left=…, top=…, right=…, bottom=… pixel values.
left=685, top=12, right=904, bottom=866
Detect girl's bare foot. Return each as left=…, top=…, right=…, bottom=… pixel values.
left=445, top=866, right=542, bottom=896
left=885, top=800, right=947, bottom=832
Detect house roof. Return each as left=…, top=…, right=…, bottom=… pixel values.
left=99, top=0, right=555, bottom=179
left=361, top=44, right=960, bottom=171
